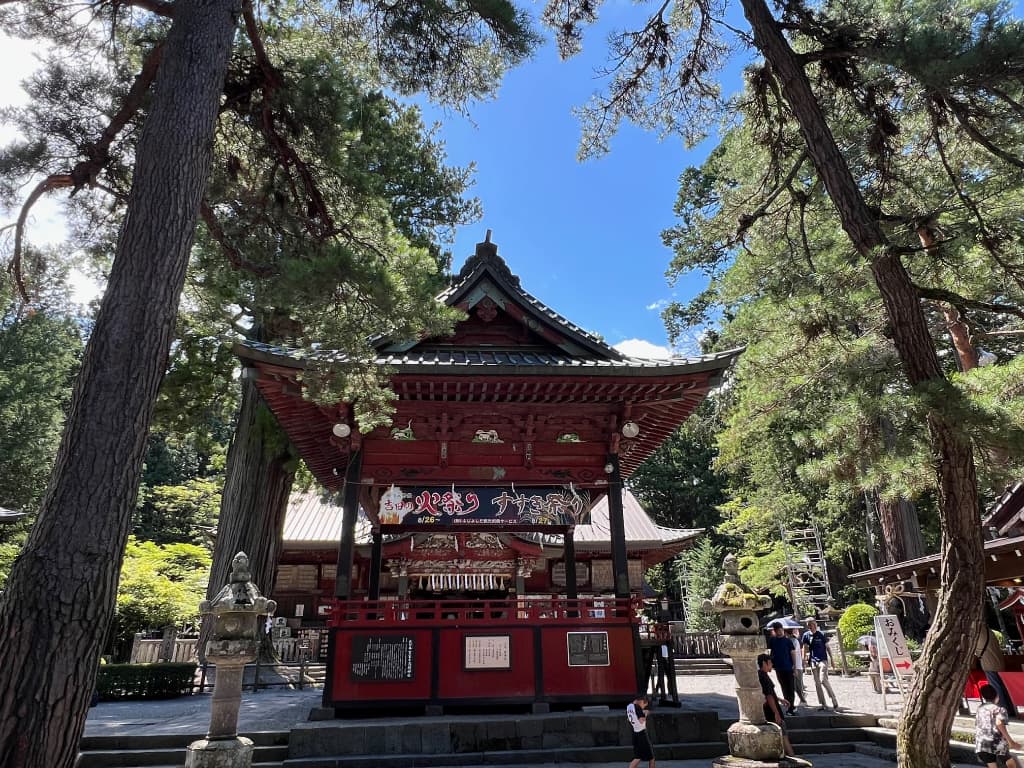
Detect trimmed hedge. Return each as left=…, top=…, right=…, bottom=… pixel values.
left=96, top=662, right=197, bottom=700
left=838, top=602, right=878, bottom=650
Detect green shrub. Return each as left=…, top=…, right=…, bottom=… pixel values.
left=838, top=603, right=878, bottom=650
left=96, top=662, right=196, bottom=700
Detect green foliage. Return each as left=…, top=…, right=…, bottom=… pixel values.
left=95, top=663, right=197, bottom=700
left=679, top=537, right=724, bottom=632
left=716, top=499, right=788, bottom=598
left=629, top=399, right=729, bottom=531
left=0, top=289, right=83, bottom=524
left=114, top=539, right=211, bottom=655
left=838, top=603, right=879, bottom=650
left=133, top=479, right=221, bottom=546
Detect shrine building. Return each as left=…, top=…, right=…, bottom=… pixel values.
left=236, top=235, right=740, bottom=714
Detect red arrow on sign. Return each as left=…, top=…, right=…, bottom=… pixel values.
left=895, top=660, right=912, bottom=670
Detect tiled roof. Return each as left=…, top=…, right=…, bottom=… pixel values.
left=240, top=339, right=740, bottom=376
left=281, top=489, right=701, bottom=551
left=440, top=247, right=621, bottom=360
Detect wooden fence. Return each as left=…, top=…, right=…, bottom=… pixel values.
left=130, top=634, right=321, bottom=664
left=669, top=624, right=723, bottom=658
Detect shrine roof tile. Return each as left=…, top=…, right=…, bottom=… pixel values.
left=439, top=244, right=621, bottom=360
left=240, top=339, right=740, bottom=377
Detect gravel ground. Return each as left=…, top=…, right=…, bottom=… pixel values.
left=670, top=670, right=901, bottom=719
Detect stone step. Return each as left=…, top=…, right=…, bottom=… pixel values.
left=76, top=746, right=287, bottom=768
left=80, top=730, right=288, bottom=750
left=857, top=725, right=979, bottom=764
left=76, top=734, right=288, bottom=768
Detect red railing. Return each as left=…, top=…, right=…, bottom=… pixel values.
left=328, top=597, right=641, bottom=627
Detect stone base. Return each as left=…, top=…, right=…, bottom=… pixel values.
left=712, top=756, right=812, bottom=767
left=184, top=736, right=254, bottom=768
left=725, top=721, right=784, bottom=762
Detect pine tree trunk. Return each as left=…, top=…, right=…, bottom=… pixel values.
left=0, top=1, right=239, bottom=765
left=739, top=0, right=985, bottom=764
left=199, top=376, right=296, bottom=662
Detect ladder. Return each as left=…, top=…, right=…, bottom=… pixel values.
left=780, top=523, right=833, bottom=619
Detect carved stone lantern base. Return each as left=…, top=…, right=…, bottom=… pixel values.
left=184, top=736, right=254, bottom=768
left=726, top=721, right=783, bottom=761
left=712, top=757, right=812, bottom=768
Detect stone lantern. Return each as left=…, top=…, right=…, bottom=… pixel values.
left=705, top=554, right=796, bottom=767
left=185, top=552, right=277, bottom=768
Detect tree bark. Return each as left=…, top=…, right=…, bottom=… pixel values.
left=0, top=1, right=239, bottom=765
left=916, top=225, right=980, bottom=372
left=199, top=375, right=296, bottom=662
left=739, top=0, right=985, bottom=764
left=877, top=495, right=926, bottom=564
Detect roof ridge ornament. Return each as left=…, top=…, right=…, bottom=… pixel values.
left=456, top=229, right=521, bottom=288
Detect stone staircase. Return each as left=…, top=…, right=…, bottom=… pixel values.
left=673, top=657, right=733, bottom=675
left=84, top=710, right=981, bottom=767
left=75, top=731, right=290, bottom=768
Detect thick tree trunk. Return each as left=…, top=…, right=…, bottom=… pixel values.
left=199, top=376, right=296, bottom=662
left=0, top=1, right=239, bottom=765
left=876, top=420, right=926, bottom=564
left=739, top=0, right=985, bottom=764
left=877, top=496, right=926, bottom=564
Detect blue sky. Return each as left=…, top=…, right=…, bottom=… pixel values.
left=1, top=12, right=751, bottom=357
left=424, top=22, right=735, bottom=358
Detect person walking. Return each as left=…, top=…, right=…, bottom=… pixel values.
left=789, top=627, right=809, bottom=709
left=975, top=683, right=1021, bottom=768
left=768, top=621, right=797, bottom=714
left=626, top=694, right=655, bottom=768
left=802, top=618, right=840, bottom=711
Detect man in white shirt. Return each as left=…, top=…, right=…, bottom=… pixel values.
left=626, top=694, right=655, bottom=768
left=789, top=628, right=809, bottom=709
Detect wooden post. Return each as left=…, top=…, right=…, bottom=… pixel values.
left=368, top=528, right=383, bottom=600
left=835, top=626, right=850, bottom=677
left=564, top=527, right=578, bottom=600
left=607, top=455, right=629, bottom=599
left=334, top=450, right=363, bottom=599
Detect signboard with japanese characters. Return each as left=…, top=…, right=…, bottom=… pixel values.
left=377, top=485, right=592, bottom=527
left=567, top=631, right=610, bottom=667
left=463, top=634, right=512, bottom=670
left=872, top=614, right=913, bottom=704
left=350, top=635, right=416, bottom=682
left=874, top=613, right=914, bottom=681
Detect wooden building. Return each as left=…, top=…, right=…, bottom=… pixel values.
left=236, top=235, right=739, bottom=712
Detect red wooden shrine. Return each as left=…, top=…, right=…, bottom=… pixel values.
left=236, top=235, right=740, bottom=713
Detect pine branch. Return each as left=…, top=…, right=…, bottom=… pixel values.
left=943, top=94, right=1024, bottom=171
left=735, top=150, right=808, bottom=240
left=6, top=42, right=164, bottom=300
left=199, top=201, right=275, bottom=277
left=913, top=285, right=1024, bottom=320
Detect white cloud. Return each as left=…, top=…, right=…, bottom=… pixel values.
left=645, top=299, right=669, bottom=311
left=613, top=338, right=674, bottom=359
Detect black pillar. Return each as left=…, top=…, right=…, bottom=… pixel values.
left=564, top=527, right=578, bottom=600
left=607, top=454, right=630, bottom=599
left=368, top=528, right=383, bottom=600
left=333, top=449, right=363, bottom=599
